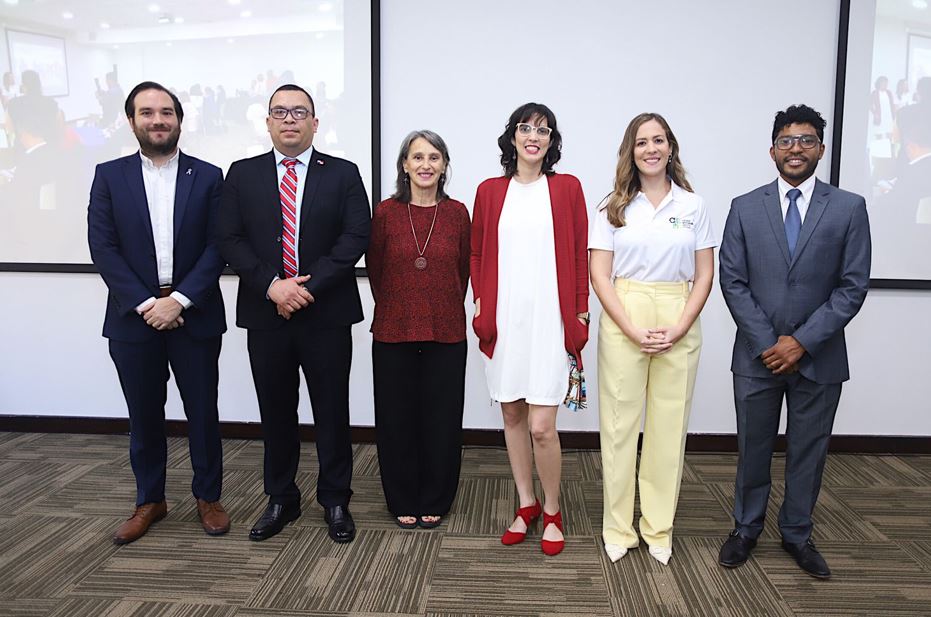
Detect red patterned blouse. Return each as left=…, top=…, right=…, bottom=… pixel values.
left=367, top=198, right=471, bottom=343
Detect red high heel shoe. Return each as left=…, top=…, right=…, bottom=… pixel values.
left=541, top=511, right=564, bottom=556
left=501, top=499, right=542, bottom=545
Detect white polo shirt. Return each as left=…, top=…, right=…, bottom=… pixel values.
left=588, top=181, right=717, bottom=282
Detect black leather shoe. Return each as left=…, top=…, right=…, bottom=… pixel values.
left=324, top=505, right=356, bottom=543
left=782, top=538, right=831, bottom=579
left=718, top=529, right=757, bottom=568
left=249, top=502, right=301, bottom=541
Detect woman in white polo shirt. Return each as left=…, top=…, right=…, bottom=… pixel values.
left=589, top=113, right=716, bottom=566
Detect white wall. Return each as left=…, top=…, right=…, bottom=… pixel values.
left=2, top=0, right=930, bottom=436
left=1, top=273, right=929, bottom=436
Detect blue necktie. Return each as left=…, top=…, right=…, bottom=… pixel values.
left=785, top=188, right=802, bottom=257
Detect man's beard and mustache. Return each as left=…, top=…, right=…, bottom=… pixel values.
left=134, top=123, right=180, bottom=157
left=777, top=154, right=819, bottom=184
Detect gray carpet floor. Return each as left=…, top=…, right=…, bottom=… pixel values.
left=1, top=431, right=930, bottom=616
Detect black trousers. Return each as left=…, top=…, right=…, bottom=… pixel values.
left=732, top=372, right=842, bottom=544
left=109, top=330, right=223, bottom=506
left=373, top=340, right=466, bottom=516
left=247, top=323, right=353, bottom=507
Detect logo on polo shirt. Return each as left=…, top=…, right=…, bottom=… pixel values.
left=668, top=216, right=694, bottom=230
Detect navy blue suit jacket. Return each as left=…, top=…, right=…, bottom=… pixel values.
left=217, top=149, right=370, bottom=331
left=719, top=178, right=871, bottom=384
left=87, top=151, right=227, bottom=343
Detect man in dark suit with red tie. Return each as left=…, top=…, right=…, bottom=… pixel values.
left=88, top=81, right=229, bottom=544
left=217, top=84, right=370, bottom=542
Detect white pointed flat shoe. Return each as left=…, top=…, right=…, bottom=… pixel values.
left=648, top=545, right=672, bottom=565
left=604, top=543, right=628, bottom=563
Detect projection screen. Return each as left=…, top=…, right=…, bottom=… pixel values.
left=0, top=0, right=372, bottom=266
left=840, top=0, right=931, bottom=285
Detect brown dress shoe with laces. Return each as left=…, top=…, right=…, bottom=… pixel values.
left=197, top=499, right=231, bottom=536
left=113, top=501, right=168, bottom=545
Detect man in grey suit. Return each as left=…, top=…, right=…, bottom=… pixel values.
left=717, top=105, right=871, bottom=579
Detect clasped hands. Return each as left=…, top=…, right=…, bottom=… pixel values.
left=142, top=297, right=184, bottom=330
left=270, top=274, right=314, bottom=320
left=761, top=335, right=805, bottom=375
left=630, top=325, right=686, bottom=355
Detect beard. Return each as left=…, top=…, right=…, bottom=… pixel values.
left=134, top=124, right=180, bottom=157
left=776, top=156, right=819, bottom=184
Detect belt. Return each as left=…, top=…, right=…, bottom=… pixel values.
left=158, top=286, right=173, bottom=298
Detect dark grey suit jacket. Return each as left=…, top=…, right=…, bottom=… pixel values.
left=719, top=178, right=871, bottom=384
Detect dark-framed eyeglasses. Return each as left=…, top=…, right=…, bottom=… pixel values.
left=774, top=134, right=820, bottom=150
left=516, top=123, right=552, bottom=138
left=269, top=106, right=312, bottom=120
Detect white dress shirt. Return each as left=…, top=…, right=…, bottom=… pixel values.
left=777, top=173, right=817, bottom=223
left=135, top=150, right=192, bottom=312
left=267, top=147, right=313, bottom=293
left=589, top=181, right=717, bottom=282
left=273, top=146, right=312, bottom=270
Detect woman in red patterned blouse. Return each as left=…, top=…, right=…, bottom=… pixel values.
left=367, top=130, right=471, bottom=529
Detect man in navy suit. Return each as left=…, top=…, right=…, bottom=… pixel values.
left=718, top=105, right=871, bottom=578
left=88, top=81, right=229, bottom=544
left=217, top=84, right=370, bottom=543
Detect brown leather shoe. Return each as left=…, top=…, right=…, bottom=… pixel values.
left=113, top=501, right=167, bottom=545
left=197, top=499, right=231, bottom=536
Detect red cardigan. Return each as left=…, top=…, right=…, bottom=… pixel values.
left=470, top=173, right=589, bottom=367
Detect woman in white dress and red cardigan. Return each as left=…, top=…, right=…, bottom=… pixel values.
left=470, top=102, right=589, bottom=556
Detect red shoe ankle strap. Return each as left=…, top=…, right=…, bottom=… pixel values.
left=514, top=499, right=542, bottom=525
left=543, top=510, right=563, bottom=532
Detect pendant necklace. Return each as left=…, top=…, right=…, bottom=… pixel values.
left=408, top=201, right=438, bottom=270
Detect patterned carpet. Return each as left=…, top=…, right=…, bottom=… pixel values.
left=1, top=431, right=930, bottom=616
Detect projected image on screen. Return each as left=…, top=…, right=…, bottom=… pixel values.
left=843, top=0, right=931, bottom=281
left=0, top=0, right=371, bottom=265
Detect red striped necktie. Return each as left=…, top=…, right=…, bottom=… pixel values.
left=280, top=158, right=299, bottom=278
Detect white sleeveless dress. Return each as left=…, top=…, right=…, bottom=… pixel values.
left=484, top=176, right=568, bottom=406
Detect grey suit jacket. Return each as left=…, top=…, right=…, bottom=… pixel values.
left=719, top=178, right=871, bottom=384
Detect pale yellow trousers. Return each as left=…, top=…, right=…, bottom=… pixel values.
left=598, top=278, right=701, bottom=549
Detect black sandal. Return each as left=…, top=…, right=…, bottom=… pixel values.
left=395, top=515, right=418, bottom=529
left=418, top=515, right=442, bottom=529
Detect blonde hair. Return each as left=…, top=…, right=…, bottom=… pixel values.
left=603, top=112, right=692, bottom=227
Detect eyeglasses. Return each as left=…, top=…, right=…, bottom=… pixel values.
left=269, top=106, right=312, bottom=120
left=774, top=134, right=820, bottom=150
left=516, top=123, right=552, bottom=138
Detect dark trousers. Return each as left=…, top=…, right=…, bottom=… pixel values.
left=373, top=340, right=466, bottom=516
left=247, top=323, right=353, bottom=507
left=109, top=330, right=223, bottom=506
left=732, top=372, right=842, bottom=543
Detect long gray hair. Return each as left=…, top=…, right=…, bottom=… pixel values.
left=392, top=129, right=451, bottom=203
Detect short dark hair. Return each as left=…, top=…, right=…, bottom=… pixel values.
left=916, top=76, right=931, bottom=103
left=898, top=105, right=931, bottom=148
left=20, top=70, right=42, bottom=96
left=124, top=81, right=184, bottom=122
left=497, top=102, right=562, bottom=177
left=268, top=83, right=315, bottom=116
left=772, top=104, right=826, bottom=143
left=7, top=94, right=59, bottom=141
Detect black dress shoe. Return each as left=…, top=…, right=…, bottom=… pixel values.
left=718, top=529, right=758, bottom=568
left=249, top=502, right=301, bottom=541
left=324, top=505, right=356, bottom=543
left=782, top=538, right=831, bottom=579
